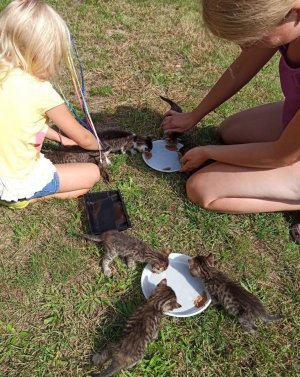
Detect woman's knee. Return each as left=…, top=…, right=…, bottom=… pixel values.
left=219, top=116, right=238, bottom=144
left=186, top=173, right=213, bottom=209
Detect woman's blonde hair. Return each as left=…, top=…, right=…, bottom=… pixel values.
left=202, top=0, right=299, bottom=45
left=0, top=0, right=71, bottom=80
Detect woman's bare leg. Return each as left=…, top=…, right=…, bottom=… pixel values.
left=219, top=101, right=284, bottom=143
left=185, top=101, right=300, bottom=214
left=186, top=161, right=300, bottom=214
left=31, top=163, right=100, bottom=202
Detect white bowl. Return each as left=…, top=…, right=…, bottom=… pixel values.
left=141, top=253, right=211, bottom=317
left=142, top=139, right=183, bottom=173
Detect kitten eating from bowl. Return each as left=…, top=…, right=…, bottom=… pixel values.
left=188, top=254, right=281, bottom=333
left=92, top=279, right=181, bottom=377
left=81, top=230, right=171, bottom=276
left=97, top=128, right=153, bottom=165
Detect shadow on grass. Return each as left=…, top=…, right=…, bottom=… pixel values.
left=282, top=211, right=300, bottom=244
left=282, top=211, right=300, bottom=225
left=90, top=106, right=221, bottom=147
left=88, top=106, right=222, bottom=200
left=91, top=105, right=163, bottom=137
left=88, top=267, right=146, bottom=375
left=46, top=104, right=221, bottom=181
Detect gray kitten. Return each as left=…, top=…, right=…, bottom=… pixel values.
left=82, top=230, right=171, bottom=276
left=92, top=279, right=181, bottom=377
left=188, top=254, right=281, bottom=333
left=98, top=128, right=153, bottom=165
left=44, top=148, right=110, bottom=183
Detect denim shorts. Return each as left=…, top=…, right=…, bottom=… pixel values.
left=29, top=171, right=60, bottom=199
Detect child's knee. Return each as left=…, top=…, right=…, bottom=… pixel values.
left=89, top=164, right=101, bottom=185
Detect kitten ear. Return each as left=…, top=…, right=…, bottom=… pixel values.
left=158, top=278, right=167, bottom=286
left=163, top=248, right=172, bottom=256
left=80, top=234, right=102, bottom=242
left=206, top=253, right=214, bottom=266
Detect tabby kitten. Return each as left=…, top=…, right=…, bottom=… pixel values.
left=97, top=128, right=153, bottom=165
left=92, top=279, right=181, bottom=377
left=43, top=148, right=110, bottom=183
left=81, top=230, right=171, bottom=276
left=188, top=254, right=281, bottom=333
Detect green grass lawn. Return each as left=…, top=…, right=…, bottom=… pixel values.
left=0, top=0, right=299, bottom=376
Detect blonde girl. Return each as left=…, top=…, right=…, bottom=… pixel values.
left=162, top=0, right=300, bottom=214
left=0, top=0, right=100, bottom=209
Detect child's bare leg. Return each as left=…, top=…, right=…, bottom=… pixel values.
left=31, top=189, right=89, bottom=201
left=32, top=163, right=100, bottom=201
left=219, top=101, right=284, bottom=144
left=186, top=161, right=300, bottom=214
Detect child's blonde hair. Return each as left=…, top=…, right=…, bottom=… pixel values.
left=202, top=0, right=299, bottom=45
left=0, top=0, right=71, bottom=80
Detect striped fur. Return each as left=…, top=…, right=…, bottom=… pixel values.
left=43, top=148, right=110, bottom=183
left=188, top=254, right=281, bottom=333
left=98, top=128, right=152, bottom=154
left=97, top=128, right=152, bottom=166
left=81, top=230, right=171, bottom=276
left=92, top=279, right=181, bottom=377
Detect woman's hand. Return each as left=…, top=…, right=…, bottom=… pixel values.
left=180, top=146, right=210, bottom=172
left=161, top=110, right=198, bottom=133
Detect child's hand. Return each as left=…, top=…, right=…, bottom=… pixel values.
left=180, top=146, right=210, bottom=172
left=161, top=110, right=197, bottom=133
left=60, top=135, right=78, bottom=147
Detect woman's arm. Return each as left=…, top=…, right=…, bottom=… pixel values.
left=181, top=143, right=277, bottom=172
left=162, top=45, right=278, bottom=132
left=181, top=109, right=300, bottom=172
left=46, top=104, right=99, bottom=150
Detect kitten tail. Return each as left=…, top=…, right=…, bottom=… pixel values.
left=92, top=350, right=109, bottom=366
left=160, top=96, right=182, bottom=113
left=99, top=165, right=110, bottom=184
left=263, top=313, right=282, bottom=322
left=80, top=234, right=103, bottom=243
left=93, top=364, right=122, bottom=377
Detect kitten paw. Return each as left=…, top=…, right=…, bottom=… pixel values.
left=92, top=353, right=101, bottom=366
left=103, top=152, right=111, bottom=165
left=127, top=259, right=137, bottom=269
left=239, top=319, right=257, bottom=334
left=103, top=269, right=112, bottom=277
left=244, top=327, right=257, bottom=334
